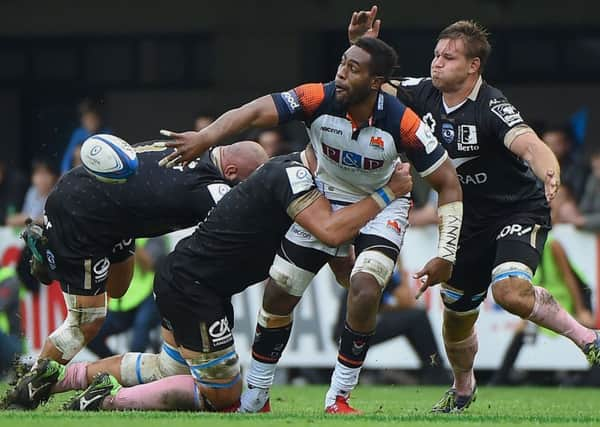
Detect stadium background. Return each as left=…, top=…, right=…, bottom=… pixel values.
left=1, top=0, right=600, bottom=382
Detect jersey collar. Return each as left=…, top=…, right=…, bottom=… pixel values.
left=467, top=76, right=483, bottom=101
left=345, top=92, right=386, bottom=132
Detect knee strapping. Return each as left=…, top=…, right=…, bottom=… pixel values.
left=120, top=343, right=189, bottom=386
left=269, top=254, right=315, bottom=297
left=491, top=262, right=533, bottom=286
left=49, top=294, right=106, bottom=361
left=186, top=345, right=240, bottom=388
left=350, top=250, right=395, bottom=288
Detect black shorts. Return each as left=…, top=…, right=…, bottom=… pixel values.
left=44, top=198, right=135, bottom=296
left=443, top=210, right=551, bottom=312
left=154, top=259, right=235, bottom=353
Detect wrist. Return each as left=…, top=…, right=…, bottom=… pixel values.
left=370, top=186, right=397, bottom=209
left=437, top=201, right=463, bottom=264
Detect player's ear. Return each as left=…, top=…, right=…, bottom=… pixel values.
left=371, top=76, right=385, bottom=91
left=223, top=164, right=238, bottom=182
left=468, top=57, right=481, bottom=75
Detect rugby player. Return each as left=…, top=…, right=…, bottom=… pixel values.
left=348, top=6, right=600, bottom=413
left=50, top=151, right=412, bottom=412
left=2, top=140, right=267, bottom=409
left=158, top=37, right=463, bottom=414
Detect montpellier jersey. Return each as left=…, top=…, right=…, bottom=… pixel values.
left=271, top=82, right=448, bottom=203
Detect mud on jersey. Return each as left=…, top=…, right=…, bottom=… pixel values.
left=271, top=82, right=448, bottom=203
left=396, top=77, right=547, bottom=225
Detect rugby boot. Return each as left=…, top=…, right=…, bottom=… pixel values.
left=1, top=358, right=62, bottom=410
left=431, top=385, right=477, bottom=413
left=325, top=395, right=362, bottom=415
left=583, top=330, right=600, bottom=366
left=64, top=372, right=121, bottom=411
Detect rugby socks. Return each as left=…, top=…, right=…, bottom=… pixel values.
left=444, top=330, right=477, bottom=395
left=103, top=375, right=198, bottom=410
left=528, top=285, right=596, bottom=348
left=325, top=322, right=373, bottom=408
left=246, top=314, right=293, bottom=389
left=51, top=362, right=89, bottom=393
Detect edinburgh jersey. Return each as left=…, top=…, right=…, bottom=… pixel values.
left=396, top=77, right=548, bottom=225
left=158, top=153, right=321, bottom=297
left=271, top=82, right=447, bottom=203
left=46, top=142, right=231, bottom=252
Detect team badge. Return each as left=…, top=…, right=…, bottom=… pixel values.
left=441, top=123, right=455, bottom=144
left=369, top=136, right=385, bottom=150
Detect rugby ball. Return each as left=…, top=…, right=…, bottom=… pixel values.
left=80, top=134, right=138, bottom=183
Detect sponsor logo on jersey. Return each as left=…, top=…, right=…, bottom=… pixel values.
left=208, top=317, right=233, bottom=346
left=458, top=172, right=487, bottom=185
left=416, top=121, right=439, bottom=154
left=281, top=90, right=301, bottom=113
left=457, top=125, right=479, bottom=152
left=441, top=123, right=455, bottom=144
left=207, top=183, right=231, bottom=203
left=490, top=100, right=524, bottom=127
left=423, top=112, right=436, bottom=133
left=286, top=166, right=314, bottom=194
left=363, top=158, right=384, bottom=170
left=322, top=143, right=384, bottom=170
left=112, top=238, right=133, bottom=253
left=320, top=126, right=343, bottom=135
left=341, top=151, right=362, bottom=168
left=93, top=257, right=110, bottom=283
left=369, top=136, right=385, bottom=150
left=386, top=219, right=403, bottom=235
left=322, top=143, right=340, bottom=162
left=497, top=224, right=533, bottom=239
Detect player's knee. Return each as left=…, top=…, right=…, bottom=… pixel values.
left=491, top=262, right=533, bottom=308
left=269, top=254, right=315, bottom=297
left=350, top=250, right=395, bottom=289
left=120, top=343, right=189, bottom=386
left=442, top=308, right=479, bottom=342
left=49, top=295, right=107, bottom=361
left=348, top=275, right=382, bottom=309
left=329, top=256, right=354, bottom=289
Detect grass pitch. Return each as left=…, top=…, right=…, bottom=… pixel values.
left=1, top=384, right=599, bottom=426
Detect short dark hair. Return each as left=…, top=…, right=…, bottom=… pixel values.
left=438, top=20, right=491, bottom=73
left=353, top=37, right=398, bottom=81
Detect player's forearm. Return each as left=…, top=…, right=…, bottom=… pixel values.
left=203, top=96, right=279, bottom=146
left=525, top=140, right=561, bottom=185
left=315, top=198, right=381, bottom=247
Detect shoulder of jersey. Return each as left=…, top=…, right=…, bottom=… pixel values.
left=80, top=134, right=139, bottom=184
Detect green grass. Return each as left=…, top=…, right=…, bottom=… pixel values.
left=1, top=384, right=599, bottom=426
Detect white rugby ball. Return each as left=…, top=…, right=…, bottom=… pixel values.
left=80, top=134, right=139, bottom=183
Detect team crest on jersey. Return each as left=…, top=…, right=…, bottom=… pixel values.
left=441, top=123, right=455, bottom=144
left=490, top=99, right=523, bottom=127
left=386, top=220, right=403, bottom=235
left=369, top=136, right=385, bottom=150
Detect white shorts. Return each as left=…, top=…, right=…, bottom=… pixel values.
left=284, top=197, right=410, bottom=257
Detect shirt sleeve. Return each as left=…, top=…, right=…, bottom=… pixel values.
left=271, top=83, right=327, bottom=124
left=395, top=77, right=430, bottom=116
left=397, top=107, right=448, bottom=177
left=269, top=162, right=321, bottom=219
left=485, top=97, right=534, bottom=148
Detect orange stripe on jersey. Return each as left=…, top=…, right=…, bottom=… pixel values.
left=294, top=83, right=326, bottom=118
left=399, top=107, right=422, bottom=147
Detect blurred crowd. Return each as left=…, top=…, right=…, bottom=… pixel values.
left=0, top=98, right=599, bottom=385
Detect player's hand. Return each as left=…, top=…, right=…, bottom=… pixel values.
left=348, top=5, right=381, bottom=44
left=544, top=169, right=560, bottom=202
left=158, top=129, right=208, bottom=168
left=413, top=257, right=453, bottom=299
left=387, top=163, right=412, bottom=197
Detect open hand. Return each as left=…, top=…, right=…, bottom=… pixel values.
left=348, top=5, right=381, bottom=44
left=413, top=257, right=453, bottom=299
left=157, top=129, right=208, bottom=168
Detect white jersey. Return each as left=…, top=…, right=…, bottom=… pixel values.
left=272, top=82, right=447, bottom=203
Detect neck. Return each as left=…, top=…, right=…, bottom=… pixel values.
left=442, top=75, right=478, bottom=107
left=347, top=92, right=378, bottom=124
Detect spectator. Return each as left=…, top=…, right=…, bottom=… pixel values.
left=542, top=127, right=589, bottom=202
left=86, top=237, right=165, bottom=358
left=60, top=98, right=110, bottom=174
left=256, top=129, right=290, bottom=158
left=333, top=261, right=450, bottom=384
left=5, top=159, right=58, bottom=227
left=0, top=263, right=24, bottom=376
left=0, top=160, right=28, bottom=226
left=558, top=148, right=600, bottom=232
left=194, top=114, right=215, bottom=132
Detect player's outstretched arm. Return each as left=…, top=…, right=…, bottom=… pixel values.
left=509, top=132, right=561, bottom=202
left=348, top=5, right=381, bottom=44
left=295, top=163, right=412, bottom=247
left=159, top=95, right=279, bottom=168
left=414, top=159, right=463, bottom=297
